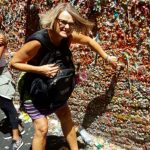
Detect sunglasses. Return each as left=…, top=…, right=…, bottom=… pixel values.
left=57, top=18, right=75, bottom=29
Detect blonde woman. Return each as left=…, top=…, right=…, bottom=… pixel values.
left=11, top=3, right=118, bottom=150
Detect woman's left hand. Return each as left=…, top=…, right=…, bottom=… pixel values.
left=108, top=56, right=126, bottom=70
left=107, top=56, right=118, bottom=68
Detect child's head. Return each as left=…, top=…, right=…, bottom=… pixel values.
left=0, top=30, right=7, bottom=47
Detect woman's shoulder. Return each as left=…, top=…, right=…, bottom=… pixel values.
left=34, top=29, right=48, bottom=35
left=25, top=29, right=49, bottom=45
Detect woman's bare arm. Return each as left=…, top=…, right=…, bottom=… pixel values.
left=10, top=40, right=59, bottom=77
left=71, top=32, right=117, bottom=66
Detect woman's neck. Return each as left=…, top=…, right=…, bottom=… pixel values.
left=48, top=30, right=62, bottom=46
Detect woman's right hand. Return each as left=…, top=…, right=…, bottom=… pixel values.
left=0, top=34, right=6, bottom=46
left=38, top=64, right=60, bottom=78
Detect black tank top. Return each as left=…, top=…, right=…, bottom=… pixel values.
left=26, top=29, right=75, bottom=71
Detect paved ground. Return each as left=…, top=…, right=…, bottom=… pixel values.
left=0, top=109, right=125, bottom=150
left=0, top=110, right=31, bottom=150
left=0, top=109, right=85, bottom=150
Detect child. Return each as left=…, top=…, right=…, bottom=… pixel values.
left=0, top=30, right=24, bottom=150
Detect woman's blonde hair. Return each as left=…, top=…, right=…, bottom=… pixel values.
left=39, top=3, right=94, bottom=33
left=0, top=30, right=7, bottom=46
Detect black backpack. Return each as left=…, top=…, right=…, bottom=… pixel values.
left=19, top=29, right=75, bottom=108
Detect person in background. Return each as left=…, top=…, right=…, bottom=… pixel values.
left=10, top=3, right=118, bottom=150
left=0, top=30, right=24, bottom=150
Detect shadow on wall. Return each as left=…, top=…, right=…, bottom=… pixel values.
left=82, top=69, right=122, bottom=129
